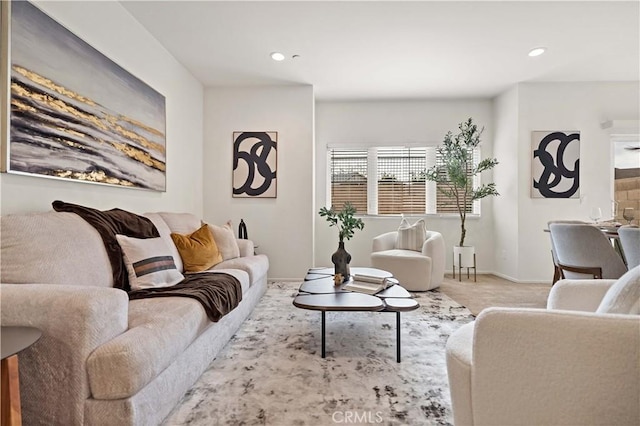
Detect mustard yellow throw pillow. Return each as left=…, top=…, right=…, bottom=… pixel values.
left=170, top=224, right=222, bottom=273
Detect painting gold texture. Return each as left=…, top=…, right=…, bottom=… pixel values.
left=1, top=1, right=167, bottom=191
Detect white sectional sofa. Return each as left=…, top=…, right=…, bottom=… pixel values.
left=0, top=210, right=269, bottom=425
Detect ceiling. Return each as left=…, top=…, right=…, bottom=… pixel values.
left=121, top=1, right=639, bottom=101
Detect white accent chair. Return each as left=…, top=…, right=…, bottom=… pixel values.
left=445, top=266, right=640, bottom=426
left=619, top=226, right=640, bottom=269
left=370, top=230, right=445, bottom=291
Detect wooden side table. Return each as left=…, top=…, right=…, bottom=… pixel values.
left=1, top=327, right=42, bottom=426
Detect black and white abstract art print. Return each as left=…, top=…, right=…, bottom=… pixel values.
left=3, top=1, right=166, bottom=191
left=532, top=131, right=580, bottom=198
left=232, top=131, right=277, bottom=198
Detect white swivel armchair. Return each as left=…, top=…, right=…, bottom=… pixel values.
left=370, top=230, right=445, bottom=291
left=445, top=266, right=640, bottom=426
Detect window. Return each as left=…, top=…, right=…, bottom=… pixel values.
left=328, top=146, right=481, bottom=216
left=612, top=136, right=640, bottom=223
left=329, top=149, right=368, bottom=214
left=377, top=147, right=426, bottom=215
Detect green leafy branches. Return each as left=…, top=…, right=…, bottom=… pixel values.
left=425, top=118, right=499, bottom=246
left=319, top=202, right=365, bottom=242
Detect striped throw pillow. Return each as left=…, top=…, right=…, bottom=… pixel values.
left=115, top=235, right=184, bottom=290
left=396, top=218, right=427, bottom=251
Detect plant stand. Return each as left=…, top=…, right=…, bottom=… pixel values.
left=453, top=252, right=476, bottom=282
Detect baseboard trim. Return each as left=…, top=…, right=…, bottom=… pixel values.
left=270, top=273, right=552, bottom=285
left=489, top=271, right=552, bottom=284
left=267, top=278, right=301, bottom=283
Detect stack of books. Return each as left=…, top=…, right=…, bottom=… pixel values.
left=343, top=274, right=394, bottom=295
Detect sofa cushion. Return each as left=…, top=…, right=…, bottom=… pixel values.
left=1, top=212, right=113, bottom=287
left=212, top=254, right=269, bottom=284
left=171, top=224, right=223, bottom=272
left=189, top=269, right=251, bottom=294
left=208, top=222, right=240, bottom=260
left=116, top=235, right=184, bottom=290
left=87, top=296, right=210, bottom=399
left=596, top=266, right=640, bottom=315
left=51, top=201, right=160, bottom=291
left=396, top=218, right=426, bottom=251
left=157, top=212, right=201, bottom=235
left=372, top=248, right=429, bottom=260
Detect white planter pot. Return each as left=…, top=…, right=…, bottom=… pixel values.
left=453, top=246, right=475, bottom=268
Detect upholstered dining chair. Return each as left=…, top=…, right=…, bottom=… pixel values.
left=618, top=226, right=640, bottom=269
left=370, top=228, right=445, bottom=291
left=549, top=223, right=628, bottom=280
left=547, top=220, right=587, bottom=284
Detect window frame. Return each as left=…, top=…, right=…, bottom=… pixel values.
left=326, top=145, right=483, bottom=217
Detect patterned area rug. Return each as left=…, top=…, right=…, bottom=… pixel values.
left=163, top=282, right=474, bottom=426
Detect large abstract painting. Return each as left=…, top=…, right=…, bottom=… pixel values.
left=232, top=131, right=277, bottom=198
left=532, top=131, right=580, bottom=198
left=2, top=1, right=166, bottom=191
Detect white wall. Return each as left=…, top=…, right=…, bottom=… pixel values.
left=315, top=100, right=495, bottom=273
left=492, top=86, right=520, bottom=280
left=0, top=1, right=204, bottom=216
left=203, top=86, right=315, bottom=280
left=514, top=81, right=640, bottom=282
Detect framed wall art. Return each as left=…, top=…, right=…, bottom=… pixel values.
left=1, top=1, right=167, bottom=191
left=232, top=131, right=277, bottom=198
left=531, top=130, right=580, bottom=198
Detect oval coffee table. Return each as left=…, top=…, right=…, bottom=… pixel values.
left=293, top=267, right=419, bottom=362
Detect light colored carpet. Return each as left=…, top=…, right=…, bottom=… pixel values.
left=163, top=282, right=474, bottom=425
left=440, top=274, right=551, bottom=316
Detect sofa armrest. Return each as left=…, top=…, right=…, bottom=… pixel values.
left=236, top=239, right=255, bottom=257
left=0, top=284, right=128, bottom=425
left=546, top=278, right=616, bottom=311
left=372, top=231, right=397, bottom=252
left=471, top=307, right=640, bottom=426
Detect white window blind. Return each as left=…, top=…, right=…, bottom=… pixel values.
left=329, top=148, right=368, bottom=214
left=327, top=146, right=481, bottom=216
left=377, top=147, right=427, bottom=214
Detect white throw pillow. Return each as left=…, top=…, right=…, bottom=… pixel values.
left=208, top=221, right=241, bottom=260
left=396, top=218, right=427, bottom=252
left=596, top=266, right=640, bottom=315
left=115, top=235, right=184, bottom=290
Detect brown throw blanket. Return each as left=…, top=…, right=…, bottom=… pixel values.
left=52, top=200, right=159, bottom=291
left=128, top=273, right=242, bottom=322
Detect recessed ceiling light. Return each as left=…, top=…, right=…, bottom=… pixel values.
left=270, top=52, right=285, bottom=61
left=528, top=47, right=546, bottom=57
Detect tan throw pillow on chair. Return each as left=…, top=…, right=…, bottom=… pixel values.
left=171, top=224, right=223, bottom=273
left=396, top=218, right=427, bottom=251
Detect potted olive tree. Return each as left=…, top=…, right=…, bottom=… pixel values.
left=319, top=202, right=364, bottom=282
left=426, top=118, right=499, bottom=270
